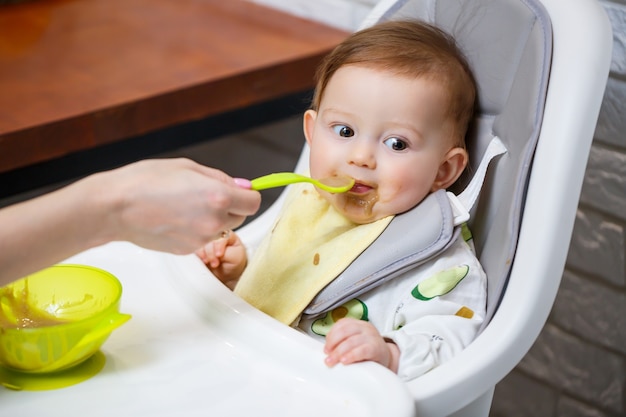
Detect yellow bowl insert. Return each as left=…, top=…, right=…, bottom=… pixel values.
left=0, top=264, right=130, bottom=374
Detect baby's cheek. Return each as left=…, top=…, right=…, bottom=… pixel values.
left=389, top=185, right=431, bottom=212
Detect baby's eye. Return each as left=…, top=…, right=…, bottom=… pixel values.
left=333, top=125, right=354, bottom=138
left=383, top=137, right=408, bottom=151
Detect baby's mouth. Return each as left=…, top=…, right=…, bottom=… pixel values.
left=349, top=182, right=374, bottom=194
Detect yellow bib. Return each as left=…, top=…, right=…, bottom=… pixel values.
left=235, top=183, right=393, bottom=325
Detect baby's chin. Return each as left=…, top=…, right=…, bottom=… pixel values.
left=327, top=194, right=391, bottom=224
left=343, top=212, right=388, bottom=224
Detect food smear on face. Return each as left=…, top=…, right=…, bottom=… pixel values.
left=344, top=192, right=379, bottom=218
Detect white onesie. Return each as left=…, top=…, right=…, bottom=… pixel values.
left=298, top=230, right=486, bottom=381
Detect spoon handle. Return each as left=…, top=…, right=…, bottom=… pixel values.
left=250, top=173, right=310, bottom=190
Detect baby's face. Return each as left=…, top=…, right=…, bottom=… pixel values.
left=304, top=65, right=462, bottom=224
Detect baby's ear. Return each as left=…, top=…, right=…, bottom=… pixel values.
left=303, top=109, right=317, bottom=146
left=431, top=147, right=469, bottom=191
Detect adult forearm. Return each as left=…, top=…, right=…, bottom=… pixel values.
left=0, top=178, right=107, bottom=286
left=0, top=158, right=261, bottom=286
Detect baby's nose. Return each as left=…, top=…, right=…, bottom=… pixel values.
left=348, top=142, right=376, bottom=168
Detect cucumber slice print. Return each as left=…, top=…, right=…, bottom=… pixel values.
left=461, top=223, right=473, bottom=242
left=311, top=299, right=368, bottom=336
left=411, top=265, right=470, bottom=301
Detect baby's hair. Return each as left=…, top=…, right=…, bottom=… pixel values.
left=311, top=20, right=476, bottom=148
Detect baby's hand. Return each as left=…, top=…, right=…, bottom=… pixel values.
left=323, top=318, right=400, bottom=373
left=196, top=230, right=246, bottom=289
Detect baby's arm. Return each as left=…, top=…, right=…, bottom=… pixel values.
left=196, top=231, right=246, bottom=289
left=320, top=250, right=485, bottom=378
left=323, top=318, right=400, bottom=373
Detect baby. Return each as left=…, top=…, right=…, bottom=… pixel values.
left=197, top=20, right=486, bottom=381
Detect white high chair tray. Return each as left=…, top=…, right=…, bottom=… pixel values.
left=0, top=241, right=414, bottom=417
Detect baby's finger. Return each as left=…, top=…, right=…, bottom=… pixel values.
left=213, top=237, right=230, bottom=258
left=195, top=246, right=209, bottom=263
left=324, top=335, right=363, bottom=367
left=324, top=318, right=360, bottom=353
left=197, top=244, right=218, bottom=264
left=224, top=229, right=240, bottom=247
left=198, top=242, right=222, bottom=268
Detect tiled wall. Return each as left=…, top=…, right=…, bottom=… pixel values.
left=252, top=0, right=626, bottom=416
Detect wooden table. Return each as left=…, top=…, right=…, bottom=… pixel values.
left=0, top=0, right=347, bottom=196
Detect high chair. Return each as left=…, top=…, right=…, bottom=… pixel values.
left=0, top=0, right=610, bottom=416
left=238, top=0, right=612, bottom=415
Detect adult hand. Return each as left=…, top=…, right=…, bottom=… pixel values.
left=97, top=158, right=261, bottom=254
left=0, top=158, right=261, bottom=286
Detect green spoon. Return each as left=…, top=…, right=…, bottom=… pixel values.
left=250, top=172, right=355, bottom=193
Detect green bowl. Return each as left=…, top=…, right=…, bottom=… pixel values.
left=0, top=264, right=131, bottom=373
